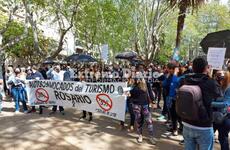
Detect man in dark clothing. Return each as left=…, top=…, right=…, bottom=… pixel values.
left=181, top=57, right=222, bottom=150
left=27, top=66, right=44, bottom=114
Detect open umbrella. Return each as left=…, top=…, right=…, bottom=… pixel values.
left=200, top=30, right=230, bottom=58
left=115, top=51, right=137, bottom=60
left=65, top=54, right=97, bottom=63
left=130, top=58, right=144, bottom=66
left=65, top=54, right=79, bottom=62
left=43, top=57, right=58, bottom=64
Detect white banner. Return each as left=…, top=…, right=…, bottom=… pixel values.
left=207, top=47, right=226, bottom=70
left=26, top=80, right=127, bottom=121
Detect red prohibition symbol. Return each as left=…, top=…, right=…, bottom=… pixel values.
left=35, top=88, right=49, bottom=102
left=96, top=93, right=113, bottom=111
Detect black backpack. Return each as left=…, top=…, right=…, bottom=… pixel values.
left=176, top=84, right=209, bottom=122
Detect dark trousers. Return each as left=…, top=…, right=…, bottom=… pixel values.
left=52, top=106, right=64, bottom=112
left=214, top=118, right=230, bottom=150
left=31, top=106, right=43, bottom=111
left=170, top=100, right=182, bottom=131
left=127, top=99, right=135, bottom=126
left=162, top=89, right=168, bottom=116
left=120, top=98, right=135, bottom=127
left=154, top=87, right=162, bottom=106
left=82, top=110, right=92, bottom=118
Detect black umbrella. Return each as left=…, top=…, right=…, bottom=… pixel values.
left=43, top=57, right=58, bottom=64
left=115, top=51, right=137, bottom=60
left=65, top=54, right=97, bottom=62
left=65, top=54, right=79, bottom=62
left=130, top=58, right=144, bottom=66
left=200, top=30, right=230, bottom=58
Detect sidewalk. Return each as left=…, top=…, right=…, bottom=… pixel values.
left=0, top=100, right=221, bottom=150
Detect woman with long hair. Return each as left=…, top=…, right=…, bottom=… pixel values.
left=213, top=71, right=230, bottom=150
left=130, top=78, right=157, bottom=145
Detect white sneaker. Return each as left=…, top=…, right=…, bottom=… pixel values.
left=137, top=135, right=143, bottom=143
left=149, top=137, right=157, bottom=145
left=15, top=110, right=20, bottom=114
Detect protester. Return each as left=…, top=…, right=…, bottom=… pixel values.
left=177, top=57, right=222, bottom=150
left=213, top=71, right=230, bottom=150
left=130, top=78, right=157, bottom=145
left=48, top=65, right=65, bottom=115
left=0, top=79, right=3, bottom=113
left=126, top=77, right=135, bottom=132
left=5, top=66, right=14, bottom=98
left=79, top=70, right=93, bottom=122
left=164, top=63, right=181, bottom=136
left=7, top=68, right=28, bottom=113
left=27, top=66, right=44, bottom=114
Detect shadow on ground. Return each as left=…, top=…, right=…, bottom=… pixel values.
left=0, top=100, right=221, bottom=150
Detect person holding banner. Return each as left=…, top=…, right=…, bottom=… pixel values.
left=79, top=71, right=93, bottom=122
left=48, top=65, right=65, bottom=115
left=27, top=66, right=44, bottom=114
left=130, top=78, right=157, bottom=145
left=7, top=68, right=28, bottom=113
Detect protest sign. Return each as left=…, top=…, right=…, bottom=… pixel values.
left=100, top=44, right=109, bottom=61
left=207, top=47, right=226, bottom=70
left=26, top=80, right=127, bottom=121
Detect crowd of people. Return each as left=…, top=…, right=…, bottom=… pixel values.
left=0, top=56, right=229, bottom=150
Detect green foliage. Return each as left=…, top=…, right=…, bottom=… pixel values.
left=161, top=1, right=230, bottom=61
left=1, top=0, right=230, bottom=64
left=0, top=14, right=55, bottom=65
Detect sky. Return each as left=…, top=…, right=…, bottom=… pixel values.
left=221, top=0, right=229, bottom=5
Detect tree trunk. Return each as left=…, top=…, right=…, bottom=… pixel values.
left=50, top=30, right=67, bottom=59
left=22, top=0, right=43, bottom=56
left=175, top=2, right=187, bottom=49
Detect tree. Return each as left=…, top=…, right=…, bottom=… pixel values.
left=129, top=0, right=176, bottom=62
left=0, top=0, right=29, bottom=52
left=169, top=0, right=205, bottom=60
left=1, top=16, right=55, bottom=65
left=20, top=0, right=80, bottom=59
left=161, top=1, right=230, bottom=61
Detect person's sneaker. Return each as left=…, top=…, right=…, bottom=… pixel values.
left=157, top=115, right=166, bottom=121
left=49, top=111, right=56, bottom=115
left=39, top=109, right=43, bottom=115
left=137, top=135, right=143, bottom=143
left=164, top=120, right=171, bottom=125
left=28, top=109, right=36, bottom=113
left=179, top=140, right=184, bottom=145
left=15, top=110, right=20, bottom=114
left=79, top=116, right=86, bottom=120
left=166, top=124, right=173, bottom=129
left=128, top=126, right=134, bottom=132
left=172, top=130, right=178, bottom=136
left=60, top=111, right=65, bottom=115
left=167, top=128, right=173, bottom=132
left=24, top=110, right=28, bottom=114
left=149, top=137, right=157, bottom=145
left=88, top=116, right=92, bottom=122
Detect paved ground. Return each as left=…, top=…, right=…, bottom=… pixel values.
left=0, top=100, right=222, bottom=150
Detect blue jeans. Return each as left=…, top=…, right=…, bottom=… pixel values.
left=183, top=125, right=214, bottom=150
left=11, top=87, right=28, bottom=112
left=214, top=118, right=230, bottom=150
